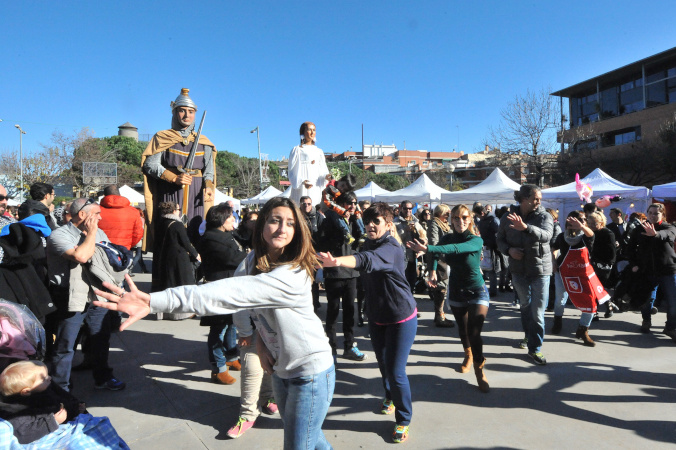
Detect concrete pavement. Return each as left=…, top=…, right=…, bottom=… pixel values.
left=72, top=266, right=676, bottom=449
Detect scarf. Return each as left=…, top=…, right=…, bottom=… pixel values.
left=162, top=213, right=183, bottom=222
left=564, top=229, right=584, bottom=246
left=433, top=217, right=451, bottom=234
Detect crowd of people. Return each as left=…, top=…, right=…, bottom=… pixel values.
left=1, top=93, right=674, bottom=448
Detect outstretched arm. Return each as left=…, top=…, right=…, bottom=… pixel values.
left=93, top=274, right=151, bottom=331
left=317, top=252, right=357, bottom=268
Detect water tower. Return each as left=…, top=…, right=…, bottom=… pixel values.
left=118, top=122, right=139, bottom=141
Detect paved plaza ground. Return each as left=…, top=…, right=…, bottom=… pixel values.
left=72, top=261, right=676, bottom=449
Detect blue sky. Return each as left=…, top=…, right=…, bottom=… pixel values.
left=1, top=1, right=675, bottom=162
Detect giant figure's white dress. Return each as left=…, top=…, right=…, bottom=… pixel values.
left=288, top=144, right=329, bottom=206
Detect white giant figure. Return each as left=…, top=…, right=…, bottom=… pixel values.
left=288, top=121, right=330, bottom=206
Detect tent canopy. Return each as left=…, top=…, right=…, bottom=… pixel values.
left=541, top=168, right=650, bottom=222
left=440, top=168, right=521, bottom=205
left=375, top=174, right=450, bottom=204
left=213, top=189, right=241, bottom=211
left=241, top=186, right=284, bottom=205
left=652, top=181, right=676, bottom=199
left=119, top=185, right=145, bottom=205
left=354, top=182, right=390, bottom=202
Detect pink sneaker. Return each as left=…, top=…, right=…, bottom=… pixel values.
left=226, top=416, right=255, bottom=439
left=262, top=398, right=278, bottom=415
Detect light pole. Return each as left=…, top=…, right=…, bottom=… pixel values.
left=250, top=127, right=263, bottom=191
left=15, top=125, right=26, bottom=202
left=449, top=164, right=455, bottom=190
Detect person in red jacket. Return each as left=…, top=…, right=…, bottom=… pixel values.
left=98, top=185, right=143, bottom=250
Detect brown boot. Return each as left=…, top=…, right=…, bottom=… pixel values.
left=434, top=290, right=455, bottom=328
left=460, top=347, right=473, bottom=373
left=474, top=357, right=489, bottom=393
left=576, top=326, right=596, bottom=347
left=551, top=316, right=563, bottom=335
left=226, top=360, right=242, bottom=371
left=212, top=369, right=236, bottom=385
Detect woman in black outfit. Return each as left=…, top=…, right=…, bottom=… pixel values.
left=152, top=201, right=200, bottom=292
left=587, top=211, right=617, bottom=317
left=197, top=203, right=248, bottom=384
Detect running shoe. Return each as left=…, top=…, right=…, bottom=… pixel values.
left=344, top=343, right=368, bottom=361
left=226, top=416, right=255, bottom=439
left=518, top=337, right=528, bottom=349
left=381, top=399, right=395, bottom=415
left=528, top=351, right=547, bottom=365
left=392, top=424, right=409, bottom=443
left=262, top=398, right=278, bottom=415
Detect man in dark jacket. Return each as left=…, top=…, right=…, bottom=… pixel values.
left=497, top=185, right=553, bottom=365
left=318, top=192, right=367, bottom=361
left=626, top=203, right=676, bottom=340
left=18, top=183, right=57, bottom=230
left=300, top=195, right=323, bottom=311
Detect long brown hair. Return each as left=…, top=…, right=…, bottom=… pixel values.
left=252, top=197, right=317, bottom=280
left=451, top=204, right=478, bottom=236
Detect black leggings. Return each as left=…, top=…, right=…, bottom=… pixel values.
left=451, top=304, right=488, bottom=363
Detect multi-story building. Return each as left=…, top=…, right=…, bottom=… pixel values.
left=552, top=47, right=676, bottom=184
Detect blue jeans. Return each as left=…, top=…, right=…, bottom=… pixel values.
left=272, top=365, right=335, bottom=450
left=641, top=274, right=676, bottom=330
left=369, top=316, right=417, bottom=426
left=512, top=273, right=550, bottom=353
left=553, top=272, right=593, bottom=327
left=207, top=324, right=238, bottom=373
left=49, top=303, right=114, bottom=390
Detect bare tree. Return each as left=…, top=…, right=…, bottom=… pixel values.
left=231, top=157, right=262, bottom=198
left=486, top=87, right=558, bottom=186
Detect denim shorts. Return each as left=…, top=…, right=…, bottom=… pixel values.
left=447, top=284, right=490, bottom=308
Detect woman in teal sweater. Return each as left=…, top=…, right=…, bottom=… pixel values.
left=408, top=204, right=490, bottom=393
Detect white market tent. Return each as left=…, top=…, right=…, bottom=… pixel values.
left=280, top=186, right=292, bottom=198
left=354, top=181, right=390, bottom=202
left=119, top=185, right=145, bottom=205
left=375, top=173, right=451, bottom=204
left=213, top=189, right=241, bottom=211
left=240, top=186, right=284, bottom=205
left=440, top=168, right=521, bottom=205
left=542, top=168, right=650, bottom=222
left=651, top=181, right=676, bottom=199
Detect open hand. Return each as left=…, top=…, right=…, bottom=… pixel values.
left=406, top=239, right=427, bottom=254
left=641, top=221, right=657, bottom=237
left=507, top=213, right=528, bottom=231
left=93, top=274, right=151, bottom=331
left=317, top=252, right=339, bottom=267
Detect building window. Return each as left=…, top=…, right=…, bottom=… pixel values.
left=602, top=127, right=641, bottom=147
left=573, top=139, right=598, bottom=153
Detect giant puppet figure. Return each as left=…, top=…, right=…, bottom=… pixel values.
left=142, top=88, right=217, bottom=249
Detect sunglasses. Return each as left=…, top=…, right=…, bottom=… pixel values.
left=365, top=218, right=384, bottom=226
left=402, top=207, right=412, bottom=211
left=349, top=201, right=358, bottom=204
left=0, top=194, right=14, bottom=202
left=452, top=215, right=471, bottom=221
left=75, top=198, right=96, bottom=215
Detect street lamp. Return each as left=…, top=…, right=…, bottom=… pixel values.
left=15, top=125, right=26, bottom=202
left=250, top=127, right=264, bottom=191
